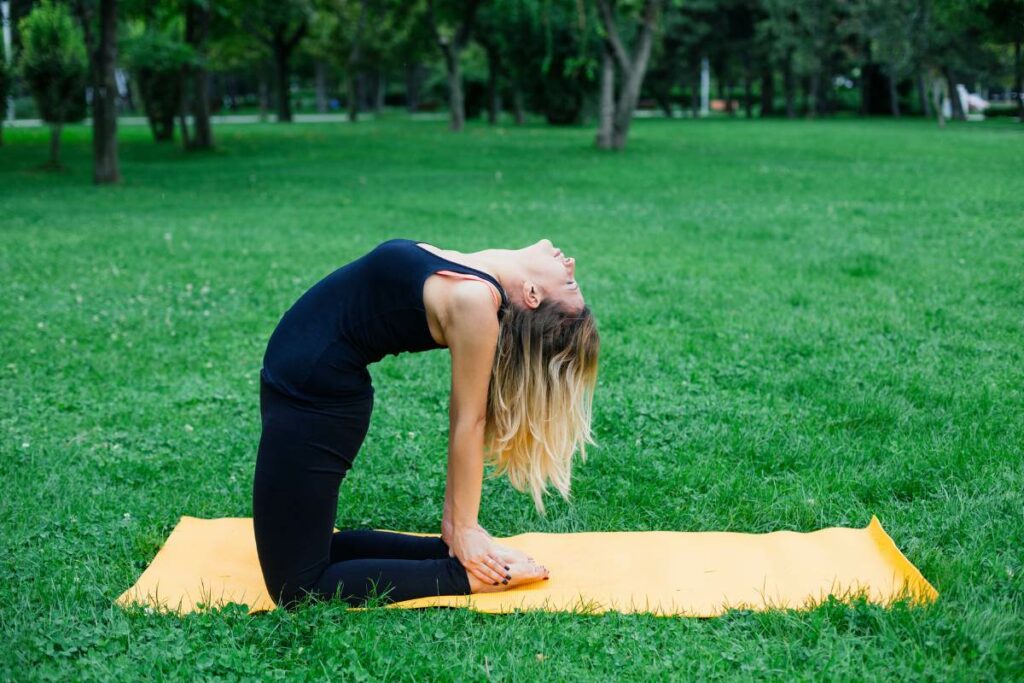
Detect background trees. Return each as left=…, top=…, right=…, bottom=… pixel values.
left=2, top=0, right=1020, bottom=175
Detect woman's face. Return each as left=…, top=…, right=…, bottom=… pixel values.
left=527, top=238, right=584, bottom=313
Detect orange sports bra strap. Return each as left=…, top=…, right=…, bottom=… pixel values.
left=435, top=270, right=502, bottom=308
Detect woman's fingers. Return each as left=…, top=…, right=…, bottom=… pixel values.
left=487, top=555, right=512, bottom=583
left=470, top=561, right=504, bottom=585
left=480, top=555, right=508, bottom=583
left=469, top=565, right=496, bottom=585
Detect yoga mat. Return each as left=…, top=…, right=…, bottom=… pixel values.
left=116, top=516, right=937, bottom=617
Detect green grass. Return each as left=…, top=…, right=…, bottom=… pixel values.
left=1, top=116, right=1022, bottom=681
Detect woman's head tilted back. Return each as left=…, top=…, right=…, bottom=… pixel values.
left=483, top=240, right=600, bottom=516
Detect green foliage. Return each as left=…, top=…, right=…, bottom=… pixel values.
left=123, top=29, right=195, bottom=142
left=1, top=117, right=1022, bottom=678
left=123, top=28, right=196, bottom=74
left=479, top=0, right=597, bottom=125
left=17, top=0, right=88, bottom=125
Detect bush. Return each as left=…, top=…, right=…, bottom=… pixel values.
left=123, top=30, right=195, bottom=142
left=18, top=0, right=88, bottom=166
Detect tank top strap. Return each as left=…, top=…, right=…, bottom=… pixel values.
left=406, top=240, right=509, bottom=310
left=434, top=270, right=503, bottom=309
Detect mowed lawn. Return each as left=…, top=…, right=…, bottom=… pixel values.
left=1, top=116, right=1021, bottom=680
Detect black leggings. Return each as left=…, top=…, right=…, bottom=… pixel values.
left=252, top=378, right=472, bottom=608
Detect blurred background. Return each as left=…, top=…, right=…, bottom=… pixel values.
left=0, top=0, right=1021, bottom=172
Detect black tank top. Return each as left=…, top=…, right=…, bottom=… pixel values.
left=261, top=238, right=509, bottom=402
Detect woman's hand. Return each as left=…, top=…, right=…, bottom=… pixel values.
left=489, top=542, right=537, bottom=567
left=449, top=525, right=512, bottom=586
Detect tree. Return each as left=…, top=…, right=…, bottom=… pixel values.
left=18, top=0, right=88, bottom=168
left=978, top=0, right=1024, bottom=120
left=123, top=27, right=194, bottom=141
left=842, top=0, right=917, bottom=117
left=184, top=0, right=213, bottom=147
left=76, top=0, right=121, bottom=183
left=308, top=0, right=367, bottom=121
left=761, top=0, right=802, bottom=117
left=426, top=0, right=482, bottom=131
left=595, top=0, right=662, bottom=150
left=236, top=0, right=310, bottom=122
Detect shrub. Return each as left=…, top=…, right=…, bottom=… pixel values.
left=18, top=0, right=88, bottom=167
left=123, top=30, right=195, bottom=142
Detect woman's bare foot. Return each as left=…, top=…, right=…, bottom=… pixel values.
left=467, top=559, right=550, bottom=593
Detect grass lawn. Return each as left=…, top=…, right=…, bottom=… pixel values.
left=1, top=116, right=1022, bottom=680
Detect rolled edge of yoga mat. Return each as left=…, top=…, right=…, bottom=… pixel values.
left=865, top=516, right=939, bottom=604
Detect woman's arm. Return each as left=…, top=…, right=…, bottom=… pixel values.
left=440, top=282, right=508, bottom=585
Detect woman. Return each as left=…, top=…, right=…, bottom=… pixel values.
left=252, top=237, right=599, bottom=608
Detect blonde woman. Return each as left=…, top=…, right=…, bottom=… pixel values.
left=253, top=238, right=599, bottom=608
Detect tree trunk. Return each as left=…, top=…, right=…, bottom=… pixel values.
left=596, top=45, right=614, bottom=148
left=178, top=76, right=192, bottom=148
left=186, top=0, right=212, bottom=149
left=93, top=0, right=120, bottom=183
left=760, top=67, right=774, bottom=116
left=442, top=46, right=465, bottom=131
left=485, top=45, right=499, bottom=125
left=808, top=72, right=820, bottom=119
left=358, top=73, right=372, bottom=112
left=917, top=71, right=931, bottom=117
left=374, top=72, right=385, bottom=112
left=783, top=53, right=795, bottom=118
left=512, top=83, right=525, bottom=124
left=49, top=123, right=62, bottom=168
left=594, top=0, right=659, bottom=150
left=742, top=64, right=752, bottom=118
left=888, top=71, right=901, bottom=117
left=944, top=67, right=964, bottom=120
left=859, top=44, right=872, bottom=115
left=258, top=69, right=270, bottom=121
left=426, top=0, right=480, bottom=133
left=1015, top=36, right=1022, bottom=122
left=657, top=94, right=672, bottom=118
left=405, top=63, right=421, bottom=113
left=610, top=25, right=656, bottom=149
left=930, top=74, right=946, bottom=127
left=346, top=73, right=359, bottom=122
left=315, top=61, right=328, bottom=113
left=690, top=68, right=700, bottom=117
left=274, top=42, right=293, bottom=122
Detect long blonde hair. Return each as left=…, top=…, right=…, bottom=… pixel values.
left=484, top=299, right=600, bottom=516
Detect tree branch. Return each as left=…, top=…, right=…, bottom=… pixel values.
left=595, top=0, right=630, bottom=73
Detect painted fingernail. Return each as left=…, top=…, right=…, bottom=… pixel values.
left=502, top=579, right=508, bottom=584
left=505, top=574, right=511, bottom=580
left=493, top=581, right=499, bottom=585
left=504, top=566, right=510, bottom=570
left=543, top=577, right=549, bottom=580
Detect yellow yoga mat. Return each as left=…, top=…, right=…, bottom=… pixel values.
left=116, top=516, right=937, bottom=617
